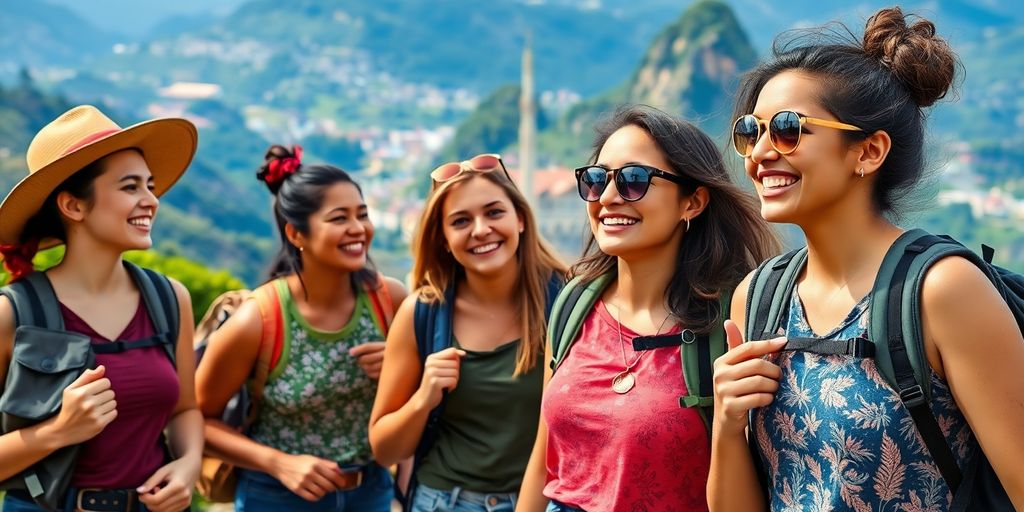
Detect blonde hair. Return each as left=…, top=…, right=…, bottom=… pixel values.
left=412, top=171, right=566, bottom=376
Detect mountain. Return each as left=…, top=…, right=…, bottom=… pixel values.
left=0, top=1, right=118, bottom=76
left=534, top=0, right=756, bottom=163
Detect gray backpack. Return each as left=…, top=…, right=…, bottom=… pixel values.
left=0, top=262, right=178, bottom=510
left=745, top=229, right=1018, bottom=511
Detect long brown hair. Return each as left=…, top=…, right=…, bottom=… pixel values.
left=412, top=169, right=566, bottom=376
left=573, top=105, right=780, bottom=333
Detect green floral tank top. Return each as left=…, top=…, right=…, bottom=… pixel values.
left=249, top=279, right=386, bottom=464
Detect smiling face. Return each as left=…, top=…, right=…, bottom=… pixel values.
left=68, top=149, right=159, bottom=251
left=586, top=124, right=691, bottom=260
left=295, top=181, right=373, bottom=272
left=744, top=70, right=864, bottom=224
left=440, top=175, right=524, bottom=278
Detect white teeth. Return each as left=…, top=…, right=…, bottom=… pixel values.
left=602, top=217, right=638, bottom=226
left=471, top=242, right=500, bottom=254
left=129, top=218, right=151, bottom=227
left=762, top=176, right=798, bottom=188
left=341, top=242, right=364, bottom=252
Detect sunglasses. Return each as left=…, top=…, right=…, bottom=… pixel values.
left=430, top=154, right=514, bottom=186
left=732, top=110, right=864, bottom=157
left=574, top=164, right=696, bottom=202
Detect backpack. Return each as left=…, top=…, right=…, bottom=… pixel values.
left=400, top=274, right=563, bottom=510
left=194, top=274, right=394, bottom=502
left=0, top=262, right=179, bottom=510
left=548, top=273, right=731, bottom=434
left=744, top=228, right=1018, bottom=511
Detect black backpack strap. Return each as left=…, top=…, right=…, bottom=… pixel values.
left=406, top=285, right=456, bottom=511
left=124, top=263, right=179, bottom=366
left=870, top=230, right=969, bottom=492
left=2, top=272, right=65, bottom=330
left=782, top=337, right=875, bottom=358
left=745, top=249, right=806, bottom=342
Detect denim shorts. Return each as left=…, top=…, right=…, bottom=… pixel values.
left=545, top=499, right=586, bottom=512
left=234, top=463, right=393, bottom=512
left=411, top=483, right=517, bottom=512
left=2, top=488, right=151, bottom=512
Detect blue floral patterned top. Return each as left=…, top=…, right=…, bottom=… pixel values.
left=752, top=288, right=977, bottom=512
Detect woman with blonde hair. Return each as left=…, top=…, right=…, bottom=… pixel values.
left=370, top=154, right=566, bottom=511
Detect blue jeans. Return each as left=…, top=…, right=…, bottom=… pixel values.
left=411, top=483, right=517, bottom=512
left=545, top=499, right=585, bottom=512
left=234, top=464, right=393, bottom=512
left=2, top=489, right=152, bottom=512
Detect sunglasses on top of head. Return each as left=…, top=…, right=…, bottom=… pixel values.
left=574, top=164, right=697, bottom=202
left=430, top=153, right=516, bottom=188
left=732, top=110, right=865, bottom=157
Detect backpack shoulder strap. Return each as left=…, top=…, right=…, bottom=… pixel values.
left=413, top=285, right=455, bottom=364
left=868, top=228, right=982, bottom=493
left=365, top=273, right=394, bottom=336
left=550, top=273, right=614, bottom=372
left=125, top=262, right=179, bottom=365
left=744, top=248, right=806, bottom=342
left=245, top=282, right=283, bottom=430
left=1, top=272, right=63, bottom=330
left=679, top=289, right=732, bottom=435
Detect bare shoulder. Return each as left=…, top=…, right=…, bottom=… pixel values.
left=729, top=270, right=757, bottom=336
left=382, top=275, right=409, bottom=310
left=166, top=277, right=194, bottom=310
left=920, top=255, right=997, bottom=313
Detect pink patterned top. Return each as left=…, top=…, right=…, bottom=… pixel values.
left=542, top=301, right=710, bottom=511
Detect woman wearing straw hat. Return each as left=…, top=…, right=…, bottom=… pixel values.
left=0, top=105, right=203, bottom=512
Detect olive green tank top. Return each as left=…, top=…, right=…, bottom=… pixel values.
left=416, top=338, right=543, bottom=492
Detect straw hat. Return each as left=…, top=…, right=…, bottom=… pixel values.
left=0, top=105, right=197, bottom=246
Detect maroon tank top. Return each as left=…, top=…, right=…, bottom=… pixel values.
left=60, top=300, right=180, bottom=488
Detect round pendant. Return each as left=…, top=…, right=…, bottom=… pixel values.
left=611, top=371, right=635, bottom=394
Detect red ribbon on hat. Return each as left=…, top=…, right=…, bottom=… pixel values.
left=0, top=238, right=40, bottom=283
left=265, top=145, right=303, bottom=188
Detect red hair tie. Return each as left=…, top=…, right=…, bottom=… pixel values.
left=265, top=145, right=303, bottom=187
left=0, top=238, right=40, bottom=283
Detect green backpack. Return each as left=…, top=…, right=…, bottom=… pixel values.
left=547, top=273, right=731, bottom=433
left=744, top=229, right=1017, bottom=511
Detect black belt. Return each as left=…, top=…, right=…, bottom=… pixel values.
left=7, top=487, right=140, bottom=512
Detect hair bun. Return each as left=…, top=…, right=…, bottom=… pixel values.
left=862, top=7, right=956, bottom=107
left=257, top=144, right=303, bottom=194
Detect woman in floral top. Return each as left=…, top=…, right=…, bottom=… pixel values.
left=196, top=145, right=406, bottom=511
left=708, top=7, right=1024, bottom=511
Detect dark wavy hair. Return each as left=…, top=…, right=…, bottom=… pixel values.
left=733, top=7, right=959, bottom=217
left=257, top=144, right=377, bottom=291
left=572, top=105, right=781, bottom=333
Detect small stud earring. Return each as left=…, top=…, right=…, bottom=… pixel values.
left=859, top=168, right=865, bottom=178
left=299, top=246, right=304, bottom=252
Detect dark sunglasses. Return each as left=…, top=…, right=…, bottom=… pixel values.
left=574, top=164, right=696, bottom=202
left=430, top=153, right=515, bottom=187
left=732, top=110, right=864, bottom=157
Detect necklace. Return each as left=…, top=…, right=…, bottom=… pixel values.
left=609, top=302, right=674, bottom=394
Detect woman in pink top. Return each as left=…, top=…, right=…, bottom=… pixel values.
left=517, top=105, right=779, bottom=512
left=0, top=105, right=202, bottom=512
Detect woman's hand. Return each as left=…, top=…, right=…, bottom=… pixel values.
left=712, top=320, right=785, bottom=436
left=136, top=455, right=200, bottom=512
left=413, top=347, right=465, bottom=411
left=272, top=453, right=351, bottom=502
left=350, top=341, right=386, bottom=380
left=40, top=365, right=117, bottom=448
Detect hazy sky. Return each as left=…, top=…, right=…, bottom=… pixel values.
left=46, top=0, right=246, bottom=37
